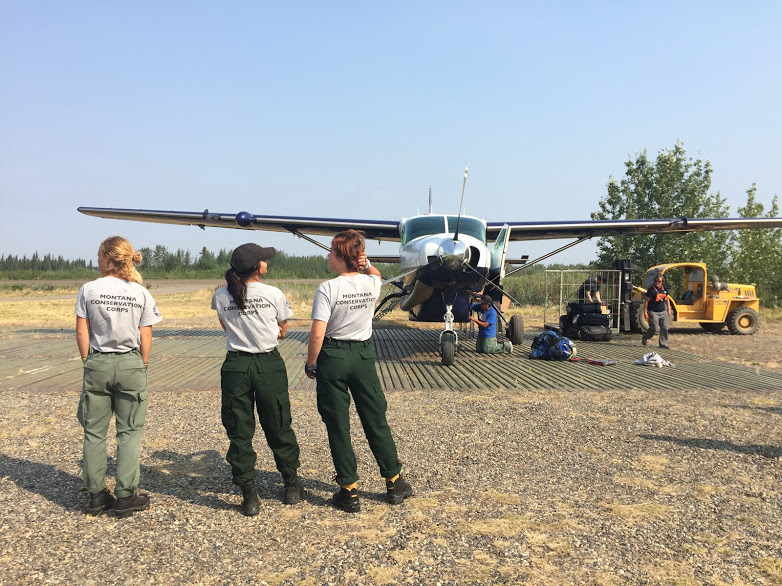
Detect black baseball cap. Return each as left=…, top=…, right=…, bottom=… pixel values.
left=479, top=295, right=493, bottom=305
left=230, top=243, right=275, bottom=272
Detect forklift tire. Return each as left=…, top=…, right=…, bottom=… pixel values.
left=630, top=301, right=649, bottom=334
left=727, top=306, right=760, bottom=335
left=699, top=322, right=725, bottom=333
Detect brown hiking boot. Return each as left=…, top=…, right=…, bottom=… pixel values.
left=87, top=488, right=115, bottom=516
left=114, top=493, right=150, bottom=519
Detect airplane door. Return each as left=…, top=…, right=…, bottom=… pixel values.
left=490, top=224, right=511, bottom=279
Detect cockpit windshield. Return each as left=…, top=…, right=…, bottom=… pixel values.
left=401, top=215, right=486, bottom=245
left=402, top=216, right=446, bottom=244
left=446, top=216, right=486, bottom=242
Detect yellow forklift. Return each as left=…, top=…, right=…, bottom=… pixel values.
left=628, top=262, right=760, bottom=335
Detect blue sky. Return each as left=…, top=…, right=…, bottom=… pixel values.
left=2, top=1, right=780, bottom=265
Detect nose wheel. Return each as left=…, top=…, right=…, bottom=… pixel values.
left=439, top=303, right=458, bottom=366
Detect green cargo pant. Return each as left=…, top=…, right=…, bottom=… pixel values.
left=316, top=340, right=401, bottom=486
left=476, top=336, right=511, bottom=354
left=77, top=350, right=148, bottom=499
left=220, top=349, right=300, bottom=486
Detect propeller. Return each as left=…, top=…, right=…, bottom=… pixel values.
left=452, top=166, right=468, bottom=241
left=438, top=167, right=471, bottom=269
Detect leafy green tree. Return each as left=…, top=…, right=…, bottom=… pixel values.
left=592, top=142, right=731, bottom=275
left=730, top=185, right=782, bottom=307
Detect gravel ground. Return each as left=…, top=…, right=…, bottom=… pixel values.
left=1, top=377, right=781, bottom=584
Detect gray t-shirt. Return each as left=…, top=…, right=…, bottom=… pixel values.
left=75, top=276, right=162, bottom=352
left=211, top=282, right=294, bottom=353
left=311, top=274, right=381, bottom=341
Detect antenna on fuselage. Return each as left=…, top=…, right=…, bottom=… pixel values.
left=453, top=166, right=468, bottom=240
left=428, top=186, right=433, bottom=214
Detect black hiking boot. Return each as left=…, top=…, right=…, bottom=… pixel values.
left=386, top=476, right=413, bottom=505
left=240, top=480, right=260, bottom=516
left=332, top=487, right=360, bottom=513
left=87, top=488, right=115, bottom=516
left=114, top=493, right=150, bottom=519
left=282, top=473, right=304, bottom=505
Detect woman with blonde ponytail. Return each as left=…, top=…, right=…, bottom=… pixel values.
left=75, top=236, right=162, bottom=518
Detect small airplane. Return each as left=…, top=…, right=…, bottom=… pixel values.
left=78, top=168, right=782, bottom=365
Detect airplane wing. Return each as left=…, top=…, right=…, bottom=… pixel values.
left=77, top=207, right=401, bottom=242
left=486, top=217, right=782, bottom=241
left=78, top=207, right=782, bottom=244
left=367, top=255, right=402, bottom=264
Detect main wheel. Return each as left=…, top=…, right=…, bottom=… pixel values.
left=508, top=315, right=525, bottom=345
left=699, top=322, right=725, bottom=333
left=727, top=306, right=760, bottom=335
left=441, top=332, right=456, bottom=366
left=630, top=301, right=649, bottom=334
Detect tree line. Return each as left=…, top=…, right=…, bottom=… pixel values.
left=0, top=249, right=349, bottom=280
left=2, top=141, right=780, bottom=305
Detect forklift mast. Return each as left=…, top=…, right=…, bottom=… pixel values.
left=613, top=258, right=637, bottom=332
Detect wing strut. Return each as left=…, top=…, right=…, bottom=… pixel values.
left=287, top=228, right=332, bottom=252
left=504, top=235, right=593, bottom=278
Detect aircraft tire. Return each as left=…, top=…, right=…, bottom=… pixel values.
left=441, top=332, right=456, bottom=366
left=699, top=322, right=725, bottom=333
left=727, top=306, right=760, bottom=335
left=508, top=315, right=525, bottom=345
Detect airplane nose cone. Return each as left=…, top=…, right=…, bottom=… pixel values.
left=437, top=239, right=470, bottom=270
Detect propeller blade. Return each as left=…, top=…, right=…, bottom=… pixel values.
left=453, top=166, right=468, bottom=240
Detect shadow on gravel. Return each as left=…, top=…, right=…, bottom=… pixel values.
left=0, top=453, right=82, bottom=511
left=142, top=449, right=236, bottom=510
left=142, top=449, right=334, bottom=511
left=640, top=434, right=782, bottom=459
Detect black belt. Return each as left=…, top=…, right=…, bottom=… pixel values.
left=323, top=338, right=371, bottom=348
left=227, top=349, right=274, bottom=356
left=91, top=348, right=137, bottom=355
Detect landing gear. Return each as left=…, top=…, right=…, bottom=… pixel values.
left=439, top=303, right=458, bottom=366
left=440, top=331, right=456, bottom=366
left=506, top=314, right=524, bottom=345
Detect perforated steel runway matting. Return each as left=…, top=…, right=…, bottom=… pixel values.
left=2, top=327, right=781, bottom=393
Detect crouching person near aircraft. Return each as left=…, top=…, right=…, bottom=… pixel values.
left=469, top=295, right=513, bottom=354
left=211, top=243, right=303, bottom=516
left=75, top=236, right=162, bottom=517
left=305, top=229, right=413, bottom=513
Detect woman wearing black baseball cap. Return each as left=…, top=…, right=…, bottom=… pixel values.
left=211, top=243, right=303, bottom=515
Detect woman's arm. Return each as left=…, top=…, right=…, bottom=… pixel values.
left=139, top=326, right=153, bottom=367
left=76, top=317, right=90, bottom=361
left=278, top=319, right=288, bottom=339
left=306, top=320, right=327, bottom=378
